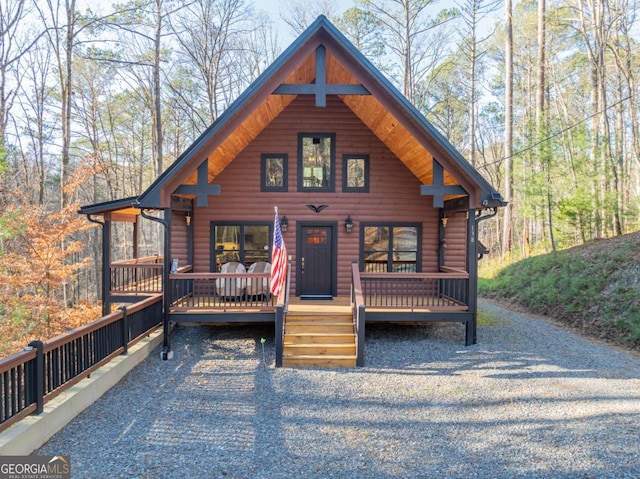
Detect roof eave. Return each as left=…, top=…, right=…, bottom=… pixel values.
left=78, top=196, right=140, bottom=216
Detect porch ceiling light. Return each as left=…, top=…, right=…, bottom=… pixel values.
left=345, top=215, right=354, bottom=233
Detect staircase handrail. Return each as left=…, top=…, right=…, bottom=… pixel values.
left=274, top=262, right=291, bottom=367
left=351, top=261, right=366, bottom=367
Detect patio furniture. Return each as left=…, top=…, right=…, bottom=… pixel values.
left=246, top=261, right=271, bottom=298
left=215, top=262, right=246, bottom=299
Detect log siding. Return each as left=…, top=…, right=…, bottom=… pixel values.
left=191, top=95, right=443, bottom=296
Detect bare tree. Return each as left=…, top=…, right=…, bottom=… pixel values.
left=35, top=0, right=80, bottom=208
left=105, top=0, right=176, bottom=177
left=13, top=42, right=55, bottom=205
left=535, top=0, right=556, bottom=250
left=457, top=0, right=500, bottom=167
left=501, top=0, right=513, bottom=257
left=357, top=0, right=458, bottom=102
left=0, top=0, right=27, bottom=143
left=281, top=0, right=339, bottom=35
left=169, top=0, right=254, bottom=124
left=0, top=0, right=39, bottom=203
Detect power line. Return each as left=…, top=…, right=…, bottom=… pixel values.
left=478, top=94, right=632, bottom=171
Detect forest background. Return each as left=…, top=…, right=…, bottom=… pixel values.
left=0, top=0, right=638, bottom=355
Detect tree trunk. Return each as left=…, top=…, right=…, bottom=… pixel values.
left=153, top=0, right=163, bottom=176
left=501, top=0, right=513, bottom=257
left=535, top=0, right=554, bottom=250
left=60, top=0, right=76, bottom=208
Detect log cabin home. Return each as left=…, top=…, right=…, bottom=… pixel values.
left=79, top=16, right=505, bottom=368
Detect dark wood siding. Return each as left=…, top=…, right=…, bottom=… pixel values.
left=444, top=210, right=467, bottom=270
left=190, top=95, right=456, bottom=296
left=171, top=211, right=189, bottom=267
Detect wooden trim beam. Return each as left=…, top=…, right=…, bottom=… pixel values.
left=273, top=45, right=370, bottom=107
left=273, top=84, right=370, bottom=96
left=173, top=160, right=220, bottom=207
left=421, top=159, right=466, bottom=208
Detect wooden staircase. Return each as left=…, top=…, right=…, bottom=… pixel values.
left=282, top=311, right=357, bottom=368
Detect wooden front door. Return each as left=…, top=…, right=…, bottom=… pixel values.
left=298, top=223, right=336, bottom=298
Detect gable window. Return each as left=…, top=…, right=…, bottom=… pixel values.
left=211, top=222, right=271, bottom=272
left=298, top=133, right=335, bottom=191
left=343, top=154, right=369, bottom=192
left=361, top=223, right=421, bottom=273
left=261, top=154, right=287, bottom=192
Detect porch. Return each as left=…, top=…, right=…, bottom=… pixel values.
left=113, top=260, right=473, bottom=367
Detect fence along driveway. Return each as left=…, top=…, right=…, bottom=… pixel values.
left=0, top=295, right=162, bottom=433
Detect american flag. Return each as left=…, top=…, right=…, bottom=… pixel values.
left=270, top=209, right=287, bottom=297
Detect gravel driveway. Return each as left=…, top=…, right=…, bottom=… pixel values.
left=36, top=300, right=640, bottom=478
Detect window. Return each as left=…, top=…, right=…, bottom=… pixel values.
left=361, top=224, right=421, bottom=272
left=306, top=228, right=328, bottom=244
left=298, top=133, right=335, bottom=191
left=343, top=154, right=369, bottom=192
left=211, top=222, right=271, bottom=271
left=261, top=154, right=287, bottom=192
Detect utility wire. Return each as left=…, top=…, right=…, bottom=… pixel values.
left=478, top=94, right=632, bottom=171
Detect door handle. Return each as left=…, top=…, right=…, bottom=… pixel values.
left=301, top=257, right=305, bottom=273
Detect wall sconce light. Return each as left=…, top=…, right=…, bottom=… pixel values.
left=345, top=215, right=354, bottom=233
left=280, top=215, right=288, bottom=233
left=441, top=216, right=448, bottom=228
left=185, top=211, right=192, bottom=226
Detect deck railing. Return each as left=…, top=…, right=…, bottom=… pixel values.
left=351, top=262, right=366, bottom=367
left=110, top=255, right=164, bottom=294
left=169, top=272, right=277, bottom=310
left=360, top=268, right=469, bottom=310
left=0, top=295, right=162, bottom=433
left=275, top=263, right=291, bottom=368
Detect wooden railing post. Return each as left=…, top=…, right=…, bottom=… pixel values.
left=118, top=306, right=129, bottom=354
left=275, top=305, right=284, bottom=368
left=356, top=304, right=365, bottom=367
left=27, top=340, right=44, bottom=414
left=351, top=261, right=366, bottom=367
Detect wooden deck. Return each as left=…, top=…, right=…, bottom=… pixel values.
left=169, top=295, right=466, bottom=314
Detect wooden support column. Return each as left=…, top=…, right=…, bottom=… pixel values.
left=466, top=208, right=478, bottom=346
left=140, top=208, right=172, bottom=359
left=438, top=209, right=446, bottom=268
left=187, top=209, right=194, bottom=266
left=102, top=212, right=112, bottom=317
left=162, top=208, right=172, bottom=357
left=132, top=217, right=139, bottom=260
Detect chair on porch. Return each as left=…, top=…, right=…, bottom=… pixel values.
left=246, top=261, right=271, bottom=298
left=215, top=261, right=246, bottom=299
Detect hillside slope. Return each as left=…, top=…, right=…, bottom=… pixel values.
left=479, top=232, right=640, bottom=352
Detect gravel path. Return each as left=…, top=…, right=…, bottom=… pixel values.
left=36, top=300, right=640, bottom=478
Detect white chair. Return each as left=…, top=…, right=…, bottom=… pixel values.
left=215, top=262, right=246, bottom=299
left=246, top=261, right=271, bottom=298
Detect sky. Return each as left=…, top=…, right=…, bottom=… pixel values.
left=256, top=0, right=356, bottom=44
left=79, top=0, right=357, bottom=47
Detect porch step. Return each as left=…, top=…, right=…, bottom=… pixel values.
left=281, top=355, right=357, bottom=368
left=282, top=313, right=357, bottom=368
left=285, top=321, right=355, bottom=334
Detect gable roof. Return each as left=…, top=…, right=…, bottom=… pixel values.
left=137, top=15, right=503, bottom=209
